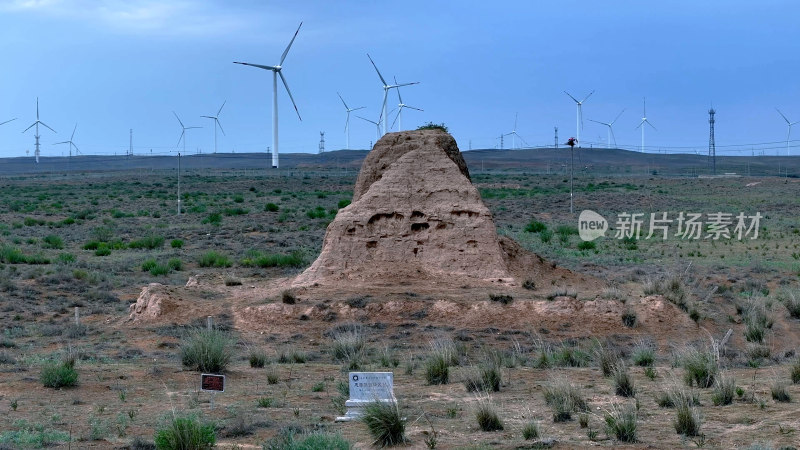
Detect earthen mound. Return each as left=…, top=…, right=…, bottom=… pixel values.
left=294, top=129, right=513, bottom=286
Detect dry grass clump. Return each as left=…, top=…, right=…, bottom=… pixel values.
left=680, top=345, right=718, bottom=388
left=543, top=377, right=588, bottom=422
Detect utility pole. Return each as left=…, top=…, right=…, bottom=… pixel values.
left=554, top=127, right=559, bottom=148
left=708, top=108, right=716, bottom=175
left=500, top=134, right=504, bottom=149
left=319, top=131, right=325, bottom=154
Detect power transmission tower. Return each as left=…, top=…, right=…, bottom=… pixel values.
left=318, top=131, right=325, bottom=154
left=499, top=134, right=504, bottom=149
left=554, top=127, right=559, bottom=148
left=708, top=108, right=716, bottom=175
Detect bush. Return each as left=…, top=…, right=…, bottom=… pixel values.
left=425, top=354, right=449, bottom=385
left=266, top=432, right=352, bottom=450
left=332, top=327, right=366, bottom=364
left=673, top=392, right=702, bottom=436
left=129, top=236, right=165, bottom=250
left=681, top=346, right=718, bottom=388
left=631, top=342, right=655, bottom=367
left=95, top=245, right=111, bottom=256
left=150, top=264, right=169, bottom=276
left=242, top=251, right=304, bottom=268
left=464, top=362, right=502, bottom=393
left=524, top=220, right=547, bottom=233
left=540, top=229, right=553, bottom=243
left=41, top=361, right=78, bottom=388
left=170, top=239, right=184, bottom=249
left=362, top=401, right=405, bottom=446
left=57, top=253, right=75, bottom=264
left=543, top=378, right=588, bottom=422
left=154, top=415, right=215, bottom=450
left=612, top=365, right=636, bottom=397
left=142, top=259, right=158, bottom=272
left=621, top=310, right=637, bottom=327
left=42, top=235, right=63, bottom=249
left=711, top=372, right=736, bottom=406
left=604, top=403, right=637, bottom=442
left=249, top=350, right=267, bottom=368
left=591, top=340, right=620, bottom=377
left=771, top=379, right=791, bottom=402
left=474, top=397, right=503, bottom=431
left=488, top=293, right=513, bottom=305
left=416, top=122, right=448, bottom=132
left=265, top=203, right=280, bottom=212
left=522, top=421, right=539, bottom=440
left=577, top=241, right=596, bottom=251
left=198, top=251, right=231, bottom=268
left=167, top=258, right=182, bottom=271
left=180, top=329, right=234, bottom=373
left=337, top=199, right=351, bottom=209
left=791, top=359, right=800, bottom=384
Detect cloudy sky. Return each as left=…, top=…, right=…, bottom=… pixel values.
left=0, top=0, right=798, bottom=158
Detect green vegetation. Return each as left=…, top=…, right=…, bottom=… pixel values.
left=128, top=235, right=165, bottom=250
left=41, top=360, right=78, bottom=388
left=180, top=329, right=234, bottom=373
left=241, top=250, right=305, bottom=268
left=154, top=415, right=215, bottom=450
left=604, top=404, right=637, bottom=443
left=416, top=122, right=448, bottom=132
left=170, top=239, right=184, bottom=248
left=198, top=251, right=232, bottom=268
left=362, top=401, right=406, bottom=446
left=524, top=220, right=547, bottom=233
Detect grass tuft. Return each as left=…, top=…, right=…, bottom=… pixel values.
left=362, top=401, right=406, bottom=446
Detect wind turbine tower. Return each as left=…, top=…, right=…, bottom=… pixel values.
left=234, top=22, right=303, bottom=168
left=392, top=76, right=423, bottom=131
left=564, top=90, right=594, bottom=147
left=367, top=54, right=419, bottom=135
left=201, top=101, right=226, bottom=154
left=356, top=115, right=382, bottom=141
left=22, top=98, right=56, bottom=163
left=54, top=124, right=80, bottom=158
left=337, top=93, right=364, bottom=150
left=635, top=98, right=656, bottom=153
left=588, top=109, right=625, bottom=149
left=504, top=113, right=528, bottom=149
left=708, top=107, right=716, bottom=174
left=173, top=112, right=201, bottom=154
left=776, top=108, right=798, bottom=156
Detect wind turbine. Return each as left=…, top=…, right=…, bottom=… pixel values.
left=201, top=101, right=226, bottom=154
left=53, top=123, right=80, bottom=157
left=776, top=108, right=799, bottom=156
left=356, top=114, right=382, bottom=141
left=503, top=113, right=528, bottom=149
left=588, top=109, right=626, bottom=149
left=173, top=112, right=201, bottom=154
left=0, top=118, right=16, bottom=127
left=564, top=90, right=594, bottom=147
left=337, top=92, right=364, bottom=150
left=22, top=98, right=56, bottom=163
left=391, top=76, right=423, bottom=131
left=635, top=98, right=656, bottom=153
left=367, top=53, right=419, bottom=136
left=234, top=22, right=303, bottom=168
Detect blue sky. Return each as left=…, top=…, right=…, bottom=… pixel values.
left=0, top=0, right=798, bottom=158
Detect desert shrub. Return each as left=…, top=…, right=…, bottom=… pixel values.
left=249, top=350, right=267, bottom=368
left=362, top=401, right=405, bottom=446
left=42, top=235, right=63, bottom=249
left=521, top=420, right=539, bottom=440
left=277, top=348, right=307, bottom=364
left=180, top=329, right=234, bottom=373
left=57, top=253, right=75, bottom=264
left=540, top=229, right=553, bottom=243
left=425, top=353, right=449, bottom=385
left=265, top=203, right=279, bottom=212
left=612, top=365, right=636, bottom=397
left=621, top=309, right=637, bottom=327
left=198, top=251, right=231, bottom=268
left=522, top=279, right=536, bottom=290
left=591, top=340, right=621, bottom=376
left=154, top=415, right=215, bottom=450
left=141, top=259, right=158, bottom=272
left=604, top=403, right=637, bottom=442
left=771, top=379, right=791, bottom=402
left=577, top=240, right=596, bottom=251
left=524, top=220, right=547, bottom=233
left=270, top=432, right=351, bottom=450
left=711, top=372, right=736, bottom=406
left=224, top=277, right=241, bottom=286
left=150, top=264, right=169, bottom=276
left=673, top=391, right=702, bottom=436
left=547, top=288, right=577, bottom=300
left=631, top=342, right=655, bottom=367
left=242, top=251, right=304, bottom=268
left=170, top=239, right=183, bottom=249
left=742, top=298, right=773, bottom=343
left=791, top=359, right=800, bottom=384
left=281, top=290, right=297, bottom=304
left=202, top=212, right=222, bottom=225
left=553, top=344, right=590, bottom=367
left=306, top=207, right=327, bottom=219
left=543, top=378, right=588, bottom=422
left=129, top=235, right=165, bottom=250
left=41, top=361, right=78, bottom=388
left=331, top=327, right=366, bottom=367
left=488, top=293, right=513, bottom=305
left=417, top=122, right=448, bottom=132
left=94, top=244, right=111, bottom=256
left=464, top=361, right=502, bottom=393
left=167, top=258, right=182, bottom=271
left=778, top=288, right=800, bottom=318
left=681, top=346, right=718, bottom=388
left=223, top=207, right=248, bottom=216
left=337, top=199, right=351, bottom=209
left=474, top=395, right=503, bottom=431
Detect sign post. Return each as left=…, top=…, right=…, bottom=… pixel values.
left=200, top=374, right=225, bottom=410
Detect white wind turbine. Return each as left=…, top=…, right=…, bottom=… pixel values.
left=635, top=98, right=656, bottom=153
left=588, top=109, right=626, bottom=149
left=22, top=98, right=56, bottom=163
left=234, top=22, right=303, bottom=168
left=53, top=123, right=80, bottom=157
left=564, top=90, right=594, bottom=146
left=337, top=92, right=364, bottom=150
left=356, top=114, right=382, bottom=141
left=503, top=112, right=528, bottom=149
left=173, top=112, right=201, bottom=154
left=391, top=76, right=423, bottom=131
left=201, top=101, right=226, bottom=154
left=367, top=53, right=419, bottom=136
left=776, top=108, right=799, bottom=156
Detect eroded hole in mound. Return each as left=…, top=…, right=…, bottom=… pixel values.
left=411, top=210, right=425, bottom=219
left=466, top=240, right=478, bottom=247
left=411, top=222, right=430, bottom=232
left=451, top=210, right=479, bottom=217
left=346, top=227, right=356, bottom=234
left=436, top=222, right=447, bottom=229
left=366, top=241, right=378, bottom=248
left=368, top=212, right=404, bottom=224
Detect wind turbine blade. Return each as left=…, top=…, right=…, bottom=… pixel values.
left=356, top=115, right=377, bottom=125
left=776, top=108, right=791, bottom=124
left=337, top=92, right=349, bottom=110
left=643, top=97, right=647, bottom=116
left=217, top=100, right=226, bottom=116
left=367, top=53, right=388, bottom=86
left=391, top=110, right=400, bottom=129
left=393, top=82, right=419, bottom=88
left=0, top=118, right=17, bottom=126
left=352, top=106, right=366, bottom=111
left=280, top=22, right=303, bottom=66
left=72, top=143, right=79, bottom=153
left=173, top=111, right=185, bottom=128
left=233, top=62, right=278, bottom=71
left=517, top=133, right=529, bottom=146
left=216, top=119, right=226, bottom=136
left=514, top=112, right=518, bottom=131
left=394, top=76, right=404, bottom=103
left=405, top=105, right=424, bottom=112
left=22, top=122, right=36, bottom=133
left=611, top=108, right=626, bottom=125
left=791, top=120, right=800, bottom=126
left=39, top=121, right=56, bottom=133
left=53, top=141, right=69, bottom=145
left=186, top=126, right=202, bottom=130
left=177, top=130, right=185, bottom=147
left=635, top=120, right=645, bottom=130
left=200, top=115, right=215, bottom=119
left=581, top=90, right=595, bottom=103
left=379, top=91, right=388, bottom=124
left=278, top=71, right=302, bottom=121
left=563, top=91, right=580, bottom=103
left=587, top=119, right=608, bottom=126
left=610, top=128, right=617, bottom=147
left=36, top=97, right=40, bottom=120
left=70, top=123, right=77, bottom=141
left=646, top=120, right=657, bottom=131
